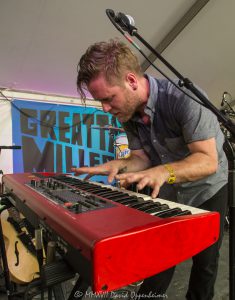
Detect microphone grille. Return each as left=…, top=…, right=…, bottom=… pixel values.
left=126, top=14, right=135, bottom=26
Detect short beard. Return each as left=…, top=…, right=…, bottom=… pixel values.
left=120, top=91, right=141, bottom=122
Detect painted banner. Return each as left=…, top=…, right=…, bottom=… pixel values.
left=11, top=99, right=123, bottom=183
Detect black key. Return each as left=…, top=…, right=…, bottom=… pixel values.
left=118, top=199, right=139, bottom=205
left=129, top=200, right=155, bottom=209
left=143, top=204, right=168, bottom=213
left=106, top=193, right=130, bottom=200
left=173, top=210, right=192, bottom=216
left=96, top=191, right=122, bottom=197
left=154, top=207, right=182, bottom=218
left=107, top=195, right=133, bottom=203
left=83, top=187, right=109, bottom=193
left=137, top=203, right=164, bottom=212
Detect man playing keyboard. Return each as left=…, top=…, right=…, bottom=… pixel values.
left=72, top=39, right=228, bottom=300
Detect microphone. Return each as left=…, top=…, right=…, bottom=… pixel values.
left=106, top=9, right=137, bottom=35
left=115, top=12, right=136, bottom=31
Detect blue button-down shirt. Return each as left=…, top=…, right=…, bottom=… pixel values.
left=123, top=75, right=228, bottom=207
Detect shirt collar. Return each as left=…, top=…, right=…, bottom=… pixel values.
left=144, top=74, right=158, bottom=116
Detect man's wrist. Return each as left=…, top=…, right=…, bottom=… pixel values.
left=163, top=164, right=176, bottom=184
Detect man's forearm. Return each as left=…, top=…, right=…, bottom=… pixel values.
left=163, top=152, right=218, bottom=183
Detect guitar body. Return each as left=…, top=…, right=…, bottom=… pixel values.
left=1, top=209, right=39, bottom=284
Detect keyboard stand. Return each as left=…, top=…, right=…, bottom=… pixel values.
left=0, top=195, right=76, bottom=300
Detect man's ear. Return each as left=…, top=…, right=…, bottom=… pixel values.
left=126, top=73, right=138, bottom=90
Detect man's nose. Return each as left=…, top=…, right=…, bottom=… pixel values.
left=102, top=102, right=111, bottom=113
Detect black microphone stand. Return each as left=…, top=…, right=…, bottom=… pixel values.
left=106, top=9, right=235, bottom=300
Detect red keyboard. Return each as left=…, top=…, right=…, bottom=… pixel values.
left=2, top=173, right=220, bottom=292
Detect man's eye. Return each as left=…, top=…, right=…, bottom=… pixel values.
left=102, top=98, right=112, bottom=103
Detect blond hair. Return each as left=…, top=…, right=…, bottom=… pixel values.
left=77, top=39, right=143, bottom=101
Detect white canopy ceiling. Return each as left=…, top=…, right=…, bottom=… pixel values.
left=0, top=0, right=234, bottom=107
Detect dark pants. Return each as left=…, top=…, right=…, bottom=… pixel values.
left=137, top=184, right=228, bottom=300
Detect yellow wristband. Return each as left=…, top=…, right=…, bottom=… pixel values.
left=164, top=164, right=176, bottom=184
